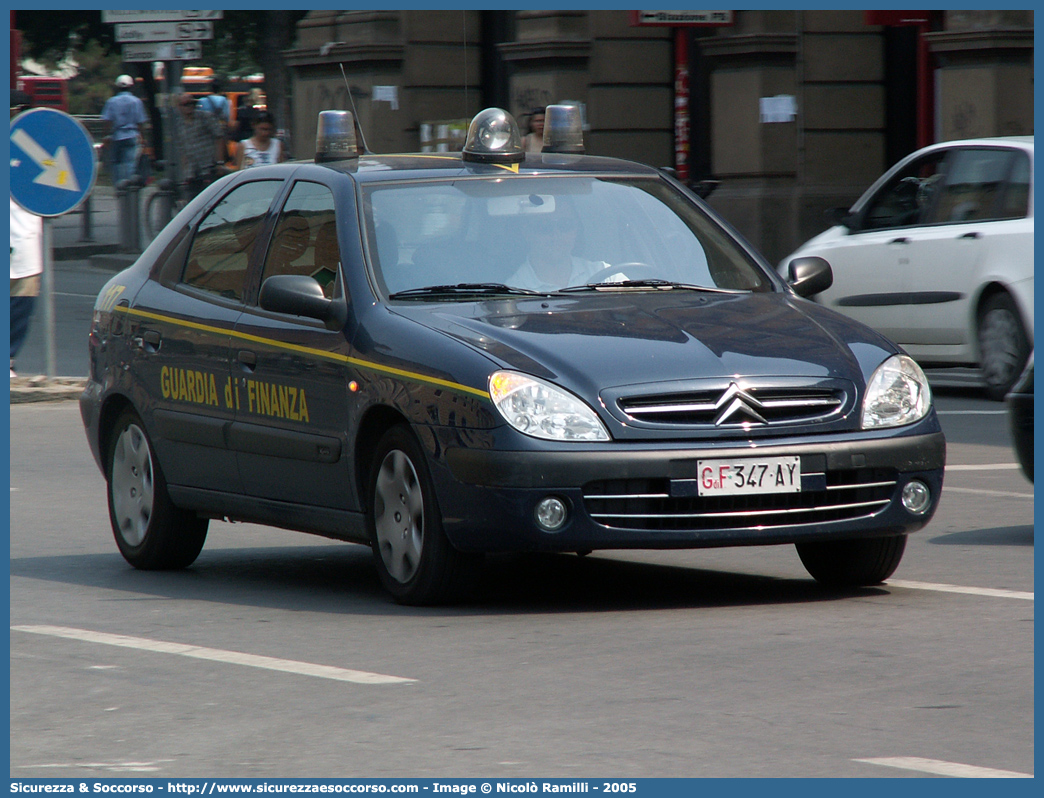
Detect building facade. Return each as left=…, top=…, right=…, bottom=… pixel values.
left=285, top=9, right=1033, bottom=262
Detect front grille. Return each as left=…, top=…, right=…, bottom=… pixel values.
left=617, top=386, right=844, bottom=427
left=582, top=468, right=896, bottom=531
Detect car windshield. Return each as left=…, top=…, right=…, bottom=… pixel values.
left=362, top=176, right=771, bottom=298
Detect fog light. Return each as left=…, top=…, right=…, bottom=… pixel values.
left=901, top=480, right=931, bottom=515
left=535, top=497, right=568, bottom=531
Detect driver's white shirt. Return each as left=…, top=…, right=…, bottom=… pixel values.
left=507, top=256, right=611, bottom=292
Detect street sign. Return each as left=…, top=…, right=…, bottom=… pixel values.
left=102, top=10, right=223, bottom=24
left=9, top=108, right=97, bottom=217
left=630, top=10, right=734, bottom=26
left=122, top=41, right=203, bottom=63
left=115, top=21, right=214, bottom=43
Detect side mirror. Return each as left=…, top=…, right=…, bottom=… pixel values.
left=787, top=256, right=833, bottom=298
left=827, top=206, right=857, bottom=230
left=259, top=274, right=346, bottom=331
left=692, top=179, right=721, bottom=199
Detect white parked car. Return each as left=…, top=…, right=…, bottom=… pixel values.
left=781, top=137, right=1033, bottom=399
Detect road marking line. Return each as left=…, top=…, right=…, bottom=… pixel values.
left=11, top=625, right=415, bottom=685
left=945, top=486, right=1034, bottom=500
left=945, top=463, right=1020, bottom=470
left=886, top=580, right=1033, bottom=601
left=15, top=761, right=170, bottom=773
left=935, top=410, right=1006, bottom=415
left=855, top=757, right=1032, bottom=778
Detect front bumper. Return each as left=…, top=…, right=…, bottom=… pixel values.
left=428, top=428, right=946, bottom=553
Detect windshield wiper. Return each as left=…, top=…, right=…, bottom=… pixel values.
left=557, top=279, right=749, bottom=294
left=389, top=283, right=546, bottom=300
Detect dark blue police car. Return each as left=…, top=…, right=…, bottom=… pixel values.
left=81, top=105, right=945, bottom=604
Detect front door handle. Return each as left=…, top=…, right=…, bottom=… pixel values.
left=959, top=231, right=982, bottom=239
left=888, top=237, right=910, bottom=245
left=237, top=350, right=257, bottom=371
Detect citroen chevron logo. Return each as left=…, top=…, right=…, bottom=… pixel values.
left=714, top=383, right=767, bottom=426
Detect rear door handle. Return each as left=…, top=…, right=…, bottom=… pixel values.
left=888, top=237, right=910, bottom=245
left=237, top=350, right=257, bottom=370
left=133, top=329, right=162, bottom=352
left=959, top=231, right=982, bottom=239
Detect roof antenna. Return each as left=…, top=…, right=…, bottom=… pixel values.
left=338, top=60, right=371, bottom=155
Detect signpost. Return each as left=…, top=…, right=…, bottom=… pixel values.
left=9, top=108, right=98, bottom=379
left=102, top=10, right=223, bottom=23
left=103, top=12, right=220, bottom=210
left=115, top=21, right=214, bottom=43
left=122, top=41, right=203, bottom=62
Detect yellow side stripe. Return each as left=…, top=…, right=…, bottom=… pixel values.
left=118, top=306, right=490, bottom=400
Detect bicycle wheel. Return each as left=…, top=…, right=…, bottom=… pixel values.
left=143, top=185, right=181, bottom=238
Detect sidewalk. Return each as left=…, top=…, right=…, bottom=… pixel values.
left=9, top=375, right=85, bottom=403
left=51, top=182, right=142, bottom=270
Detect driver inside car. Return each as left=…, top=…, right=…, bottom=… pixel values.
left=507, top=200, right=622, bottom=291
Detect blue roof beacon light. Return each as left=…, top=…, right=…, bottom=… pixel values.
left=542, top=104, right=585, bottom=154
left=315, top=110, right=359, bottom=163
left=462, top=108, right=525, bottom=164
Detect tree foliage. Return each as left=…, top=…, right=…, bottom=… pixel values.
left=16, top=10, right=306, bottom=79
left=16, top=10, right=307, bottom=136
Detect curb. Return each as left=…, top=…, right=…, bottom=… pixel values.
left=10, top=376, right=86, bottom=404
left=88, top=252, right=140, bottom=271
left=54, top=243, right=121, bottom=262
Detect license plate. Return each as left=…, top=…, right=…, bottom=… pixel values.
left=697, top=456, right=801, bottom=497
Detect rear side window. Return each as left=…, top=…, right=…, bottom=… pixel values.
left=997, top=151, right=1031, bottom=219
left=183, top=180, right=282, bottom=301
left=928, top=148, right=1023, bottom=224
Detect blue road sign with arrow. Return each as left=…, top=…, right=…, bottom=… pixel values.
left=10, top=107, right=98, bottom=217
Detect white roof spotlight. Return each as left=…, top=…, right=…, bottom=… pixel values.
left=462, top=108, right=525, bottom=164
left=315, top=110, right=359, bottom=163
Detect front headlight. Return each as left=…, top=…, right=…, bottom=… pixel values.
left=862, top=355, right=932, bottom=428
left=489, top=371, right=609, bottom=441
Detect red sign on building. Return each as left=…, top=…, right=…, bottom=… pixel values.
left=864, top=11, right=931, bottom=26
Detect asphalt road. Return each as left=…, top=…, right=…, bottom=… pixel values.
left=13, top=259, right=117, bottom=379
left=8, top=390, right=1033, bottom=778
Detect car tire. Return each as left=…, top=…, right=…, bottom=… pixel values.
left=795, top=535, right=906, bottom=587
left=367, top=425, right=475, bottom=605
left=106, top=409, right=208, bottom=570
left=978, top=292, right=1030, bottom=401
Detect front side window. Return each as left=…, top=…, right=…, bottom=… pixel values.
left=861, top=152, right=947, bottom=231
left=261, top=181, right=340, bottom=298
left=183, top=180, right=282, bottom=301
left=363, top=176, right=769, bottom=296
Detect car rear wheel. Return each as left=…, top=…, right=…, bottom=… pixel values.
left=367, top=425, right=475, bottom=605
left=796, top=535, right=906, bottom=587
left=106, top=409, right=208, bottom=569
left=978, top=292, right=1030, bottom=401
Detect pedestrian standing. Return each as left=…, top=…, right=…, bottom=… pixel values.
left=10, top=196, right=42, bottom=378
left=10, top=90, right=43, bottom=378
left=198, top=75, right=232, bottom=162
left=170, top=92, right=226, bottom=199
left=100, top=74, right=148, bottom=185
left=234, top=112, right=287, bottom=169
left=523, top=108, right=546, bottom=154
